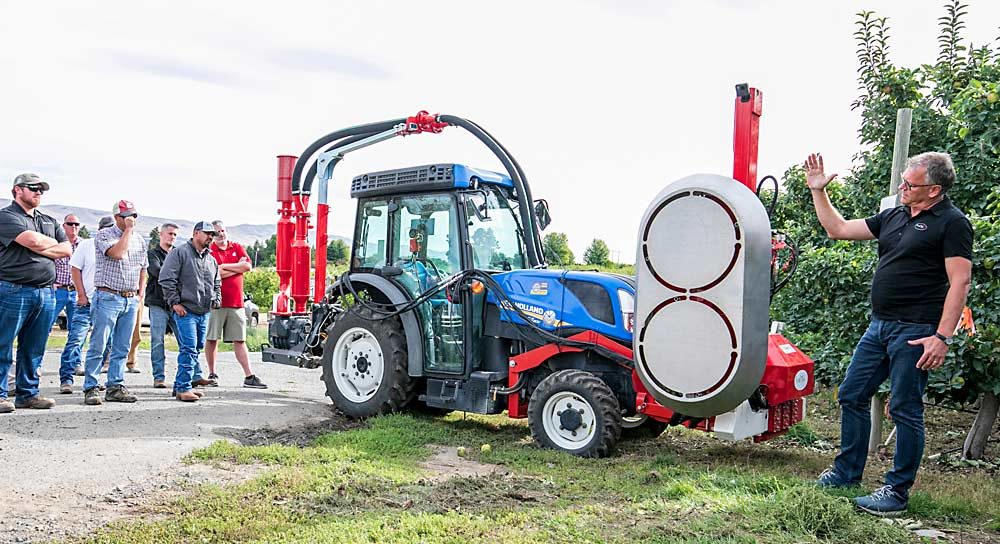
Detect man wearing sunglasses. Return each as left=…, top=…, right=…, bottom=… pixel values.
left=805, top=152, right=973, bottom=517
left=0, top=174, right=72, bottom=413
left=50, top=214, right=83, bottom=333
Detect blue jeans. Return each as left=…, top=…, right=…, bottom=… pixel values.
left=148, top=305, right=175, bottom=382
left=835, top=317, right=932, bottom=499
left=58, top=303, right=111, bottom=385
left=52, top=287, right=77, bottom=331
left=0, top=281, right=56, bottom=402
left=174, top=311, right=208, bottom=393
left=83, top=291, right=139, bottom=391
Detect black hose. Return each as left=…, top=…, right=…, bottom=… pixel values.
left=438, top=115, right=542, bottom=268
left=292, top=119, right=405, bottom=194
left=756, top=175, right=778, bottom=216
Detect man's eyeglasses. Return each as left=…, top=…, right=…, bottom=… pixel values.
left=64, top=222, right=80, bottom=227
left=18, top=184, right=45, bottom=194
left=901, top=179, right=940, bottom=190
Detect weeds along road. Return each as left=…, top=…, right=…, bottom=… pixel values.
left=0, top=349, right=331, bottom=543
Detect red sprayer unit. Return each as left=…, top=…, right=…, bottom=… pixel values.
left=732, top=83, right=762, bottom=191
left=274, top=155, right=297, bottom=315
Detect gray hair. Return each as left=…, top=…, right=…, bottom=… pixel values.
left=211, top=220, right=225, bottom=229
left=907, top=152, right=956, bottom=193
left=161, top=222, right=179, bottom=231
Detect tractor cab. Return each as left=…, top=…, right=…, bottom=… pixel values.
left=349, top=163, right=532, bottom=376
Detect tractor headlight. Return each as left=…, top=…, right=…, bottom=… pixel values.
left=617, top=289, right=635, bottom=333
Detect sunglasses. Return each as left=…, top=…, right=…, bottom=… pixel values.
left=65, top=222, right=80, bottom=227
left=19, top=184, right=45, bottom=194
left=901, top=180, right=940, bottom=190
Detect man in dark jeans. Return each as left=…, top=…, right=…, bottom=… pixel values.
left=145, top=222, right=180, bottom=388
left=0, top=174, right=72, bottom=413
left=806, top=152, right=973, bottom=516
left=159, top=221, right=221, bottom=402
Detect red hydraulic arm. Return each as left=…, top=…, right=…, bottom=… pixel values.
left=732, top=83, right=762, bottom=192
left=275, top=155, right=297, bottom=316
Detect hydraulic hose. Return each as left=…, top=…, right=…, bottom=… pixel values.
left=438, top=115, right=543, bottom=268
left=292, top=118, right=405, bottom=194
left=465, top=119, right=546, bottom=268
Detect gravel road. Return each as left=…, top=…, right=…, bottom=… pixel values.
left=0, top=349, right=333, bottom=543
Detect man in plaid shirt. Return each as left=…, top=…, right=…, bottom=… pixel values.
left=81, top=200, right=148, bottom=406
left=50, top=214, right=82, bottom=332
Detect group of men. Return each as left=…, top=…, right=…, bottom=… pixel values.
left=0, top=173, right=267, bottom=412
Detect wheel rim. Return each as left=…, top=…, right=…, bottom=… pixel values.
left=621, top=414, right=649, bottom=429
left=542, top=391, right=597, bottom=450
left=331, top=327, right=385, bottom=403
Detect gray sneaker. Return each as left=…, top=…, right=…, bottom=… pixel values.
left=105, top=385, right=137, bottom=403
left=74, top=367, right=84, bottom=376
left=14, top=396, right=55, bottom=409
left=0, top=398, right=14, bottom=413
left=84, top=388, right=103, bottom=405
left=243, top=375, right=268, bottom=389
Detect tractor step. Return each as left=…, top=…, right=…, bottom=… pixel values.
left=419, top=371, right=506, bottom=414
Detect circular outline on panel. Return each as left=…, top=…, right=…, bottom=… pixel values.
left=637, top=295, right=739, bottom=400
left=641, top=191, right=742, bottom=293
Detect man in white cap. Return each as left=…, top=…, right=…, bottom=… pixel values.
left=81, top=200, right=148, bottom=406
left=0, top=174, right=71, bottom=413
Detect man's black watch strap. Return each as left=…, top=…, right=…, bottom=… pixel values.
left=934, top=332, right=954, bottom=345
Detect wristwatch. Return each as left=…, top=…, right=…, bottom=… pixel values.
left=933, top=332, right=954, bottom=346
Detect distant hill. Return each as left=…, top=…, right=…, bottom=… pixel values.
left=0, top=199, right=351, bottom=247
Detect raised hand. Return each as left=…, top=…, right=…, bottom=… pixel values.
left=804, top=153, right=838, bottom=190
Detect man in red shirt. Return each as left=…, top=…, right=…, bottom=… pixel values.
left=204, top=220, right=267, bottom=389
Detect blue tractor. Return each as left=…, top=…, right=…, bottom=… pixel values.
left=263, top=98, right=813, bottom=457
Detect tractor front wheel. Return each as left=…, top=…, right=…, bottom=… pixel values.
left=321, top=308, right=413, bottom=418
left=528, top=370, right=622, bottom=458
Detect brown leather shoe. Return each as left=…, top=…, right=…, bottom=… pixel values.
left=175, top=391, right=201, bottom=402
left=60, top=383, right=73, bottom=394
left=153, top=380, right=167, bottom=389
left=14, top=396, right=55, bottom=409
left=0, top=399, right=14, bottom=413
left=191, top=378, right=218, bottom=387
left=171, top=389, right=204, bottom=398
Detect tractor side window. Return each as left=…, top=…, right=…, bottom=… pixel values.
left=354, top=199, right=389, bottom=269
left=392, top=194, right=459, bottom=280
left=467, top=191, right=527, bottom=271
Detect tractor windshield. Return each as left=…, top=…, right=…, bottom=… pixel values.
left=467, top=188, right=527, bottom=271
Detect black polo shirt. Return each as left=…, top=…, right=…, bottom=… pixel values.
left=0, top=202, right=67, bottom=287
left=864, top=196, right=973, bottom=324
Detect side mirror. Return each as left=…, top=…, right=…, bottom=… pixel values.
left=533, top=199, right=551, bottom=231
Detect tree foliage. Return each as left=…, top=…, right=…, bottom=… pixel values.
left=583, top=239, right=610, bottom=266
left=543, top=232, right=575, bottom=266
left=771, top=1, right=1000, bottom=406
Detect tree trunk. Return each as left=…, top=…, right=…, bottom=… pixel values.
left=963, top=392, right=999, bottom=460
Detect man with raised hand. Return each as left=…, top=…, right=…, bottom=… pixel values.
left=205, top=220, right=267, bottom=389
left=81, top=201, right=148, bottom=406
left=58, top=216, right=114, bottom=394
left=0, top=174, right=71, bottom=413
left=159, top=221, right=221, bottom=402
left=807, top=152, right=973, bottom=516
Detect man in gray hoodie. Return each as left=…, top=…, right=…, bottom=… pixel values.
left=159, top=221, right=221, bottom=402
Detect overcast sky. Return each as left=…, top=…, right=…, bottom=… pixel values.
left=2, top=1, right=998, bottom=262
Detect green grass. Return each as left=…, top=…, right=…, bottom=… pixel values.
left=45, top=325, right=269, bottom=354
left=72, top=411, right=999, bottom=543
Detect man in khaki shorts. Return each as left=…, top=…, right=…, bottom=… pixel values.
left=204, top=220, right=266, bottom=389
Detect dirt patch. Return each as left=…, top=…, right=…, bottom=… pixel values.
left=419, top=445, right=507, bottom=481
left=0, top=462, right=261, bottom=544
left=214, top=407, right=365, bottom=447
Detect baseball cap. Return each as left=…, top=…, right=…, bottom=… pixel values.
left=98, top=216, right=115, bottom=229
left=114, top=200, right=138, bottom=217
left=193, top=220, right=216, bottom=234
left=13, top=173, right=50, bottom=191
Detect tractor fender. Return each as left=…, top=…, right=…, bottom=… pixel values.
left=332, top=272, right=425, bottom=378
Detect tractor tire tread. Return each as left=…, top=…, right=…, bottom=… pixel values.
left=528, top=369, right=621, bottom=458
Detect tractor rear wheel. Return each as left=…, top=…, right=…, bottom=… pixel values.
left=528, top=369, right=622, bottom=458
left=321, top=308, right=414, bottom=418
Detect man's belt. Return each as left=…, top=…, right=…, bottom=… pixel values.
left=56, top=284, right=76, bottom=291
left=97, top=286, right=137, bottom=297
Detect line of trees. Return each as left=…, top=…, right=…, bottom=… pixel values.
left=543, top=232, right=617, bottom=267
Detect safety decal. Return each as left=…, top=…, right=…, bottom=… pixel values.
left=529, top=282, right=548, bottom=296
